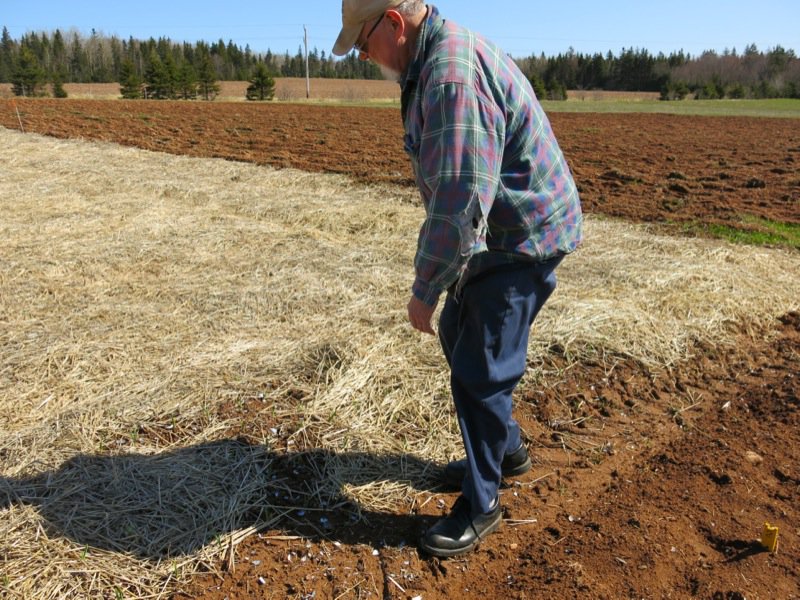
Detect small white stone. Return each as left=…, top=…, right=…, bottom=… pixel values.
left=745, top=451, right=763, bottom=465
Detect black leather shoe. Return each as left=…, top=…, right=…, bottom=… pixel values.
left=442, top=443, right=531, bottom=490
left=420, top=496, right=502, bottom=557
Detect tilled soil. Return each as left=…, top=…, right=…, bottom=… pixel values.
left=2, top=100, right=798, bottom=598
left=3, top=99, right=800, bottom=228
left=175, top=315, right=799, bottom=600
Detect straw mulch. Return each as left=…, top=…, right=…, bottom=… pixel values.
left=1, top=127, right=798, bottom=598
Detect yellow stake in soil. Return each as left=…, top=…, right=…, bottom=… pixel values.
left=760, top=522, right=779, bottom=553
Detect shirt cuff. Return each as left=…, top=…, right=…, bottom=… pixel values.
left=412, top=277, right=443, bottom=307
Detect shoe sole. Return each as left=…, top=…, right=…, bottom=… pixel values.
left=502, top=456, right=532, bottom=478
left=419, top=513, right=503, bottom=558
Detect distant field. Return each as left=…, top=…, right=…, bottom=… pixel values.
left=567, top=90, right=660, bottom=101
left=0, top=78, right=402, bottom=102
left=3, top=80, right=799, bottom=117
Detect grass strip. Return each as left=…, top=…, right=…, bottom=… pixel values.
left=682, top=217, right=800, bottom=250
left=541, top=98, right=800, bottom=118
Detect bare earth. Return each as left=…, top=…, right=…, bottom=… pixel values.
left=1, top=98, right=798, bottom=599
left=183, top=321, right=799, bottom=600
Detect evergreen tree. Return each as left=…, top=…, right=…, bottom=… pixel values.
left=12, top=46, right=46, bottom=96
left=659, top=79, right=689, bottom=100
left=307, top=47, right=321, bottom=78
left=144, top=49, right=174, bottom=99
left=144, top=50, right=162, bottom=97
left=263, top=50, right=276, bottom=74
left=109, top=36, right=124, bottom=79
left=319, top=50, right=335, bottom=78
left=51, top=30, right=68, bottom=77
left=727, top=82, right=747, bottom=99
left=195, top=44, right=220, bottom=101
left=528, top=73, right=546, bottom=99
left=161, top=52, right=178, bottom=97
left=69, top=32, right=89, bottom=82
left=0, top=26, right=15, bottom=82
left=211, top=38, right=229, bottom=78
left=544, top=75, right=567, bottom=100
left=182, top=42, right=195, bottom=67
left=280, top=51, right=292, bottom=76
left=21, top=32, right=47, bottom=73
left=51, top=71, right=68, bottom=97
left=119, top=59, right=143, bottom=98
left=246, top=63, right=275, bottom=100
left=175, top=61, right=198, bottom=99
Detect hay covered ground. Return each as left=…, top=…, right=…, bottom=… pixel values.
left=0, top=125, right=799, bottom=600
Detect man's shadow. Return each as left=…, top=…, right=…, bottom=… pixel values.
left=0, top=439, right=445, bottom=560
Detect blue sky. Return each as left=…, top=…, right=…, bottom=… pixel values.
left=3, top=0, right=798, bottom=58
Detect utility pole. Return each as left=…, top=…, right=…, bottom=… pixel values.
left=303, top=25, right=310, bottom=99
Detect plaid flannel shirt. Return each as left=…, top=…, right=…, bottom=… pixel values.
left=400, top=6, right=583, bottom=306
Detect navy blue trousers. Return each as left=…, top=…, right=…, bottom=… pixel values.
left=438, top=257, right=561, bottom=516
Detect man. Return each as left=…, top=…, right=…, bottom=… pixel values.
left=333, top=1, right=583, bottom=557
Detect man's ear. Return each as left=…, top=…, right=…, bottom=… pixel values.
left=384, top=9, right=406, bottom=43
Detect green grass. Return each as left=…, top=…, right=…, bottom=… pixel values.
left=541, top=98, right=800, bottom=118
left=683, top=217, right=800, bottom=249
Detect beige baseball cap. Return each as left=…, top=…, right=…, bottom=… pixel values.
left=332, top=0, right=405, bottom=56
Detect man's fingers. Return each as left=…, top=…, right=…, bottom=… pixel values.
left=407, top=296, right=436, bottom=335
left=415, top=320, right=434, bottom=335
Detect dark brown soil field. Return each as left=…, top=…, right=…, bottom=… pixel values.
left=1, top=99, right=798, bottom=599
left=179, top=317, right=800, bottom=600
left=2, top=99, right=799, bottom=230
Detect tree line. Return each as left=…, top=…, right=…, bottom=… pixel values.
left=518, top=45, right=800, bottom=100
left=0, top=27, right=382, bottom=99
left=2, top=26, right=798, bottom=101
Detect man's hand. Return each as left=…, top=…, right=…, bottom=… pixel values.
left=407, top=295, right=437, bottom=335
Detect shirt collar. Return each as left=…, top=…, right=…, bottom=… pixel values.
left=400, top=4, right=442, bottom=89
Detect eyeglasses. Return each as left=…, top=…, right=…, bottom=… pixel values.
left=353, top=13, right=385, bottom=57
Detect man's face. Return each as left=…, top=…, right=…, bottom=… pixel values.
left=353, top=12, right=401, bottom=81
left=353, top=13, right=385, bottom=60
